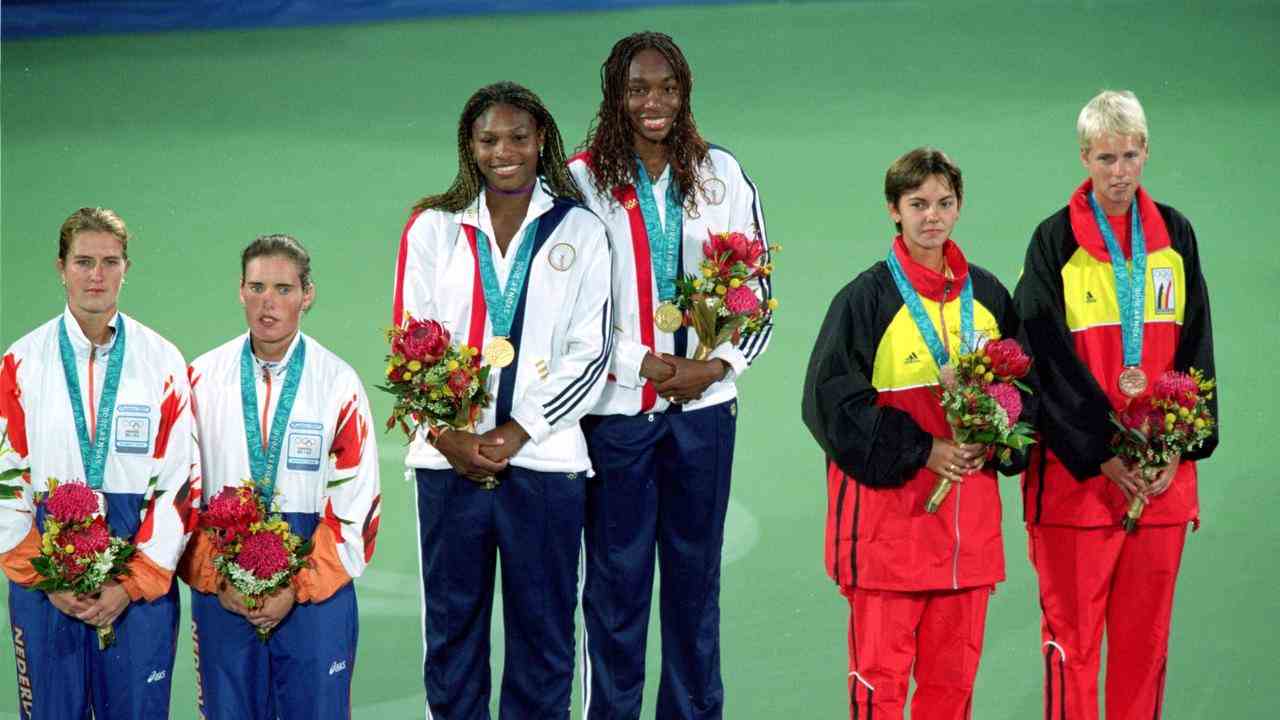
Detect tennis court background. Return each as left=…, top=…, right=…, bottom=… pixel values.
left=2, top=1, right=1277, bottom=716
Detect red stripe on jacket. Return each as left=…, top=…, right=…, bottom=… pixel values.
left=392, top=211, right=421, bottom=326
left=612, top=185, right=658, bottom=412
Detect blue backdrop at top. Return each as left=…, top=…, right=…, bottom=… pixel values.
left=1, top=0, right=767, bottom=39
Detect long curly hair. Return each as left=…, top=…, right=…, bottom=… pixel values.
left=414, top=81, right=584, bottom=213
left=579, top=32, right=710, bottom=211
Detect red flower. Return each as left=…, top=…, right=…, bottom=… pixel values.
left=703, top=231, right=764, bottom=275
left=723, top=285, right=761, bottom=315
left=393, top=318, right=450, bottom=364
left=235, top=530, right=290, bottom=579
left=1152, top=371, right=1198, bottom=409
left=63, top=516, right=111, bottom=555
left=1118, top=396, right=1162, bottom=434
left=45, top=482, right=99, bottom=524
left=447, top=369, right=471, bottom=397
left=984, top=339, right=1032, bottom=379
left=987, top=382, right=1023, bottom=424
left=203, top=485, right=261, bottom=534
left=0, top=353, right=28, bottom=457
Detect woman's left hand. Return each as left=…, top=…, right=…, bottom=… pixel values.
left=77, top=580, right=131, bottom=628
left=248, top=585, right=297, bottom=630
left=654, top=355, right=728, bottom=404
left=1146, top=453, right=1181, bottom=497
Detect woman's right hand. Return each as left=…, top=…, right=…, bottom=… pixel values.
left=47, top=590, right=94, bottom=619
left=434, top=428, right=508, bottom=481
left=926, top=439, right=986, bottom=485
left=216, top=581, right=254, bottom=619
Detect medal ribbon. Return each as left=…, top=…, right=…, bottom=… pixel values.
left=58, top=316, right=126, bottom=490
left=1088, top=193, right=1146, bottom=368
left=633, top=157, right=683, bottom=301
left=240, top=336, right=306, bottom=507
left=885, top=250, right=974, bottom=369
left=474, top=219, right=541, bottom=337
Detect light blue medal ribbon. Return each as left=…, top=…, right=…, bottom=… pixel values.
left=633, top=157, right=683, bottom=301
left=57, top=316, right=127, bottom=490
left=240, top=336, right=306, bottom=508
left=1088, top=193, right=1146, bottom=368
left=886, top=249, right=974, bottom=369
left=475, top=219, right=541, bottom=337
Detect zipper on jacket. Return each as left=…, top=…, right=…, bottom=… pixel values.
left=260, top=367, right=273, bottom=450
left=952, top=476, right=962, bottom=589
left=87, top=347, right=98, bottom=441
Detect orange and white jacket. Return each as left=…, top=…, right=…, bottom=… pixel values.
left=0, top=308, right=200, bottom=602
left=179, top=332, right=380, bottom=604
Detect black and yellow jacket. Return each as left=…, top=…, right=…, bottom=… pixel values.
left=1014, top=180, right=1217, bottom=527
left=803, top=237, right=1031, bottom=592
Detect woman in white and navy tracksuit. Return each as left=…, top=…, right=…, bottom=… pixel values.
left=393, top=82, right=612, bottom=719
left=569, top=32, right=772, bottom=720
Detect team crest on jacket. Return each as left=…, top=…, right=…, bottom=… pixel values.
left=548, top=242, right=576, bottom=271
left=114, top=404, right=152, bottom=455
left=1151, top=267, right=1176, bottom=315
left=700, top=177, right=727, bottom=206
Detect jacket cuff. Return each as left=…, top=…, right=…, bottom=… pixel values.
left=708, top=344, right=748, bottom=381
left=177, top=531, right=221, bottom=595
left=510, top=403, right=553, bottom=445
left=292, top=523, right=351, bottom=604
left=612, top=339, right=649, bottom=389
left=0, top=525, right=41, bottom=587
left=119, top=551, right=173, bottom=602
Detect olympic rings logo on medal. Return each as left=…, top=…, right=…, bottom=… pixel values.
left=548, top=242, right=576, bottom=271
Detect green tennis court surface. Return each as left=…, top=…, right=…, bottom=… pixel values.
left=3, top=1, right=1276, bottom=716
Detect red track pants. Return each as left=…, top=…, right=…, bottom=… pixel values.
left=843, top=585, right=991, bottom=720
left=1030, top=524, right=1187, bottom=720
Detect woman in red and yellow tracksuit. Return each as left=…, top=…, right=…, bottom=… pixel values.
left=803, top=148, right=1034, bottom=720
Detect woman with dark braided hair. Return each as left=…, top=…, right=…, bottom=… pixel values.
left=392, top=81, right=613, bottom=719
left=568, top=32, right=772, bottom=720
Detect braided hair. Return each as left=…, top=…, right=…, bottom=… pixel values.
left=579, top=32, right=710, bottom=211
left=414, top=81, right=584, bottom=213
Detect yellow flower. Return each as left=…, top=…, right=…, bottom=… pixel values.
left=767, top=298, right=780, bottom=310
left=408, top=360, right=422, bottom=372
left=693, top=278, right=704, bottom=290
left=702, top=267, right=716, bottom=278
left=447, top=360, right=460, bottom=372
left=729, top=278, right=742, bottom=289
left=402, top=371, right=413, bottom=381
left=974, top=364, right=986, bottom=375
left=64, top=544, right=75, bottom=554
left=1165, top=413, right=1177, bottom=425
left=715, top=285, right=727, bottom=296
left=984, top=372, right=995, bottom=384
left=1194, top=418, right=1205, bottom=429
left=391, top=355, right=404, bottom=367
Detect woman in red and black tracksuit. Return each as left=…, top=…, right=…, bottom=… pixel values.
left=803, top=147, right=1034, bottom=720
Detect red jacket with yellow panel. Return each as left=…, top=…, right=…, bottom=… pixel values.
left=803, top=238, right=1035, bottom=592
left=1014, top=181, right=1217, bottom=527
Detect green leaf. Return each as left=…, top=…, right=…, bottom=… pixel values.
left=0, top=483, right=24, bottom=499
left=0, top=467, right=27, bottom=483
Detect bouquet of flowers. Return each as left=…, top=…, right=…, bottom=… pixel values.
left=378, top=315, right=492, bottom=439
left=199, top=482, right=311, bottom=640
left=927, top=339, right=1036, bottom=513
left=1109, top=368, right=1215, bottom=532
left=673, top=230, right=779, bottom=361
left=31, top=480, right=134, bottom=649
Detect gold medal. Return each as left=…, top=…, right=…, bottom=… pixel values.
left=654, top=302, right=683, bottom=333
left=1118, top=366, right=1148, bottom=398
left=483, top=337, right=515, bottom=368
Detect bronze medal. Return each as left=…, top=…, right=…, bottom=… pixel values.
left=1117, top=366, right=1148, bottom=398
left=654, top=302, right=683, bottom=333
left=483, top=337, right=515, bottom=368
